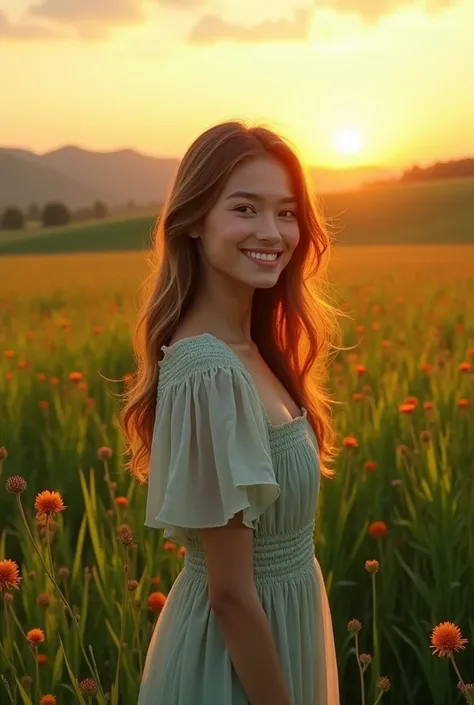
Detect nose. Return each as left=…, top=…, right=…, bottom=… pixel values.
left=254, top=219, right=281, bottom=244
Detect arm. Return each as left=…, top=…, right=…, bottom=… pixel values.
left=200, top=512, right=293, bottom=705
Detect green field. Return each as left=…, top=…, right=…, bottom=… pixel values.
left=1, top=236, right=473, bottom=704
left=0, top=177, right=473, bottom=256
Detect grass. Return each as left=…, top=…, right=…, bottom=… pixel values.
left=0, top=244, right=473, bottom=704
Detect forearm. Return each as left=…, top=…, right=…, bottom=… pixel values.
left=212, top=593, right=293, bottom=705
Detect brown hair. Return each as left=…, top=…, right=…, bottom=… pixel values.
left=120, top=119, right=348, bottom=484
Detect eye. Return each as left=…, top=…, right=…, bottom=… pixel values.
left=233, top=205, right=255, bottom=214
left=280, top=209, right=297, bottom=219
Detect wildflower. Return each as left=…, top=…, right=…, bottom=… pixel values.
left=365, top=560, right=379, bottom=573
left=128, top=580, right=139, bottom=592
left=343, top=436, right=359, bottom=449
left=430, top=621, right=468, bottom=657
left=20, top=675, right=33, bottom=689
left=37, top=653, right=48, bottom=665
left=26, top=627, right=45, bottom=644
left=459, top=362, right=471, bottom=373
left=119, top=528, right=135, bottom=547
left=58, top=567, right=70, bottom=579
left=399, top=403, right=416, bottom=414
left=49, top=377, right=60, bottom=385
left=163, top=541, right=175, bottom=552
left=5, top=475, right=27, bottom=495
left=457, top=399, right=469, bottom=408
left=150, top=576, right=161, bottom=586
left=115, top=496, right=129, bottom=507
left=368, top=521, right=388, bottom=538
left=69, top=372, right=83, bottom=382
left=36, top=592, right=52, bottom=608
left=97, top=446, right=112, bottom=461
left=359, top=653, right=372, bottom=666
left=39, top=400, right=49, bottom=409
left=0, top=559, right=22, bottom=591
left=147, top=592, right=167, bottom=613
left=40, top=695, right=56, bottom=705
left=405, top=396, right=419, bottom=406
left=79, top=679, right=98, bottom=697
left=3, top=350, right=15, bottom=359
left=381, top=339, right=391, bottom=349
left=178, top=547, right=186, bottom=559
left=18, top=359, right=29, bottom=369
left=469, top=347, right=474, bottom=360
left=423, top=401, right=434, bottom=410
left=364, top=461, right=376, bottom=473
left=377, top=676, right=391, bottom=693
left=420, top=430, right=431, bottom=443
left=355, top=364, right=366, bottom=375
left=347, top=619, right=362, bottom=634
left=421, top=363, right=433, bottom=373
left=37, top=372, right=46, bottom=381
left=3, top=593, right=13, bottom=603
left=0, top=447, right=8, bottom=461
left=352, top=393, right=363, bottom=401
left=34, top=490, right=66, bottom=520
left=92, top=325, right=103, bottom=334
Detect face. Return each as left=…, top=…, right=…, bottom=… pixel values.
left=191, top=156, right=300, bottom=291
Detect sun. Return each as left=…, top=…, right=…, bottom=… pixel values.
left=333, top=128, right=363, bottom=156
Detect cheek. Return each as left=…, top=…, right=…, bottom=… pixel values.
left=285, top=229, right=300, bottom=254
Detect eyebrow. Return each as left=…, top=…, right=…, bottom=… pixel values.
left=226, top=190, right=297, bottom=205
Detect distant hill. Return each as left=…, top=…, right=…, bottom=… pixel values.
left=0, top=145, right=397, bottom=211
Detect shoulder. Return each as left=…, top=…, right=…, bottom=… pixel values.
left=158, top=333, right=245, bottom=391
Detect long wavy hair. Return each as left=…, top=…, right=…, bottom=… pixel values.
left=120, top=119, right=347, bottom=484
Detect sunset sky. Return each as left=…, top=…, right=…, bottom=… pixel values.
left=1, top=0, right=473, bottom=169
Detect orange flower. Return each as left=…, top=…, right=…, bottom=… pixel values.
left=92, top=326, right=103, bottom=334
left=399, top=403, right=416, bottom=414
left=421, top=363, right=433, bottom=374
left=77, top=382, right=88, bottom=391
left=430, top=621, right=468, bottom=657
left=18, top=359, right=29, bottom=369
left=178, top=547, right=186, bottom=559
left=423, top=401, right=434, bottom=410
left=459, top=362, right=471, bottom=373
left=147, top=592, right=167, bottom=613
left=381, top=340, right=391, bottom=349
left=97, top=446, right=112, bottom=461
left=352, top=393, right=363, bottom=401
left=163, top=541, right=175, bottom=552
left=69, top=372, right=83, bottom=383
left=343, top=436, right=359, bottom=449
left=36, top=592, right=52, bottom=608
left=34, top=490, right=67, bottom=519
left=368, top=521, right=388, bottom=538
left=469, top=346, right=474, bottom=360
left=150, top=576, right=161, bottom=586
left=115, top=496, right=128, bottom=507
left=355, top=364, right=366, bottom=375
left=365, top=559, right=379, bottom=573
left=3, top=350, right=15, bottom=359
left=37, top=653, right=48, bottom=665
left=37, top=373, right=46, bottom=381
left=0, top=559, right=22, bottom=591
left=405, top=396, right=419, bottom=406
left=49, top=377, right=60, bottom=385
left=39, top=400, right=49, bottom=410
left=364, top=461, right=376, bottom=473
left=26, top=628, right=45, bottom=644
left=457, top=398, right=469, bottom=408
left=40, top=695, right=56, bottom=705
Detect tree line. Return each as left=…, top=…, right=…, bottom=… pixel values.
left=0, top=201, right=109, bottom=230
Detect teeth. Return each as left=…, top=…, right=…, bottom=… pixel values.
left=242, top=250, right=279, bottom=261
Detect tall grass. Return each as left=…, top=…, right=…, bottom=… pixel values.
left=0, top=245, right=473, bottom=704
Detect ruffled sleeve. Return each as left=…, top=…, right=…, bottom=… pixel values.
left=144, top=361, right=280, bottom=545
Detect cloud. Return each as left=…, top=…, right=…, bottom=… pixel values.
left=0, top=8, right=59, bottom=39
left=188, top=6, right=312, bottom=44
left=28, top=0, right=145, bottom=38
left=321, top=0, right=460, bottom=23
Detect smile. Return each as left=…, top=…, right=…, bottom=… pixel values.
left=240, top=249, right=283, bottom=265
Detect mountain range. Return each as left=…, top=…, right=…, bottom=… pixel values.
left=0, top=145, right=399, bottom=211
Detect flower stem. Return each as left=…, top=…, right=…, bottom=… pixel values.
left=114, top=549, right=129, bottom=698
left=16, top=496, right=106, bottom=699
left=355, top=633, right=366, bottom=705
left=33, top=645, right=40, bottom=703
left=131, top=600, right=143, bottom=678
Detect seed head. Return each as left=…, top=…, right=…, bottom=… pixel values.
left=359, top=653, right=372, bottom=666
left=365, top=560, right=379, bottom=574
left=5, top=475, right=27, bottom=495
left=377, top=676, right=391, bottom=693
left=78, top=678, right=98, bottom=697
left=347, top=619, right=362, bottom=634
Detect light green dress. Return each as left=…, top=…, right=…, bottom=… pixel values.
left=138, top=334, right=340, bottom=705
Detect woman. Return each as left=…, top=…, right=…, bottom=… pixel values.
left=122, top=120, right=343, bottom=705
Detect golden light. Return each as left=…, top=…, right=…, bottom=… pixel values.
left=333, top=128, right=363, bottom=156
